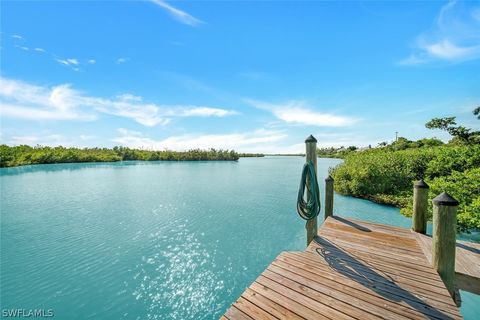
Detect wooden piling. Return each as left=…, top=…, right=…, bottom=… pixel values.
left=432, top=192, right=459, bottom=299
left=305, top=135, right=318, bottom=246
left=325, top=176, right=334, bottom=220
left=412, top=179, right=429, bottom=234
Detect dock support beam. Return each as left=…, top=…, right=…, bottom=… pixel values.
left=412, top=179, right=429, bottom=234
left=325, top=176, right=334, bottom=220
left=305, top=135, right=318, bottom=246
left=432, top=192, right=459, bottom=301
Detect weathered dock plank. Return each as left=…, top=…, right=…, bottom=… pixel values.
left=415, top=232, right=480, bottom=295
left=222, top=216, right=464, bottom=319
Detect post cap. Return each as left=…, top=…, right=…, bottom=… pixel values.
left=325, top=175, right=334, bottom=182
left=432, top=192, right=459, bottom=206
left=414, top=179, right=429, bottom=189
left=305, top=135, right=317, bottom=143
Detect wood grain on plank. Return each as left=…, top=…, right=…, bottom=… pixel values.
left=221, top=217, right=463, bottom=319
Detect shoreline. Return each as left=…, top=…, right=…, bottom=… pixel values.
left=0, top=158, right=243, bottom=169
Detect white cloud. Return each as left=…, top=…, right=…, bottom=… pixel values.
left=56, top=58, right=81, bottom=71
left=112, top=128, right=286, bottom=152
left=423, top=39, right=480, bottom=60
left=116, top=57, right=128, bottom=64
left=0, top=77, right=238, bottom=126
left=150, top=0, right=203, bottom=26
left=96, top=97, right=172, bottom=127
left=34, top=47, right=46, bottom=52
left=0, top=79, right=96, bottom=121
left=174, top=107, right=238, bottom=117
left=67, top=58, right=79, bottom=65
left=117, top=93, right=142, bottom=102
left=245, top=99, right=358, bottom=127
left=15, top=45, right=29, bottom=51
left=94, top=95, right=237, bottom=127
left=88, top=59, right=96, bottom=64
left=11, top=34, right=23, bottom=40
left=400, top=0, right=480, bottom=65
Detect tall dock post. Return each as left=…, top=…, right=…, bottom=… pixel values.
left=325, top=176, right=334, bottom=220
left=432, top=192, right=459, bottom=299
left=305, top=135, right=318, bottom=245
left=412, top=179, right=429, bottom=234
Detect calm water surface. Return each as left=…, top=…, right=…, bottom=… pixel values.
left=1, top=157, right=478, bottom=319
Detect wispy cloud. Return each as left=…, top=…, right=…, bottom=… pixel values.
left=0, top=77, right=238, bottom=126
left=15, top=45, right=29, bottom=51
left=173, top=107, right=238, bottom=117
left=9, top=34, right=94, bottom=70
left=422, top=39, right=480, bottom=60
left=116, top=57, right=128, bottom=64
left=399, top=0, right=480, bottom=65
left=397, top=54, right=428, bottom=66
left=150, top=0, right=203, bottom=26
left=112, top=128, right=286, bottom=152
left=245, top=99, right=358, bottom=127
left=56, top=57, right=97, bottom=70
left=56, top=58, right=79, bottom=66
left=55, top=58, right=81, bottom=71
left=94, top=94, right=172, bottom=126
left=96, top=95, right=237, bottom=126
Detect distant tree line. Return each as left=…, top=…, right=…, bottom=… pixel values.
left=238, top=153, right=265, bottom=158
left=0, top=145, right=239, bottom=168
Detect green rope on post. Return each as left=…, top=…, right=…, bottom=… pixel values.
left=296, top=161, right=321, bottom=220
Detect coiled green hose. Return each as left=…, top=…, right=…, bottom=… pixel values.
left=296, top=161, right=321, bottom=220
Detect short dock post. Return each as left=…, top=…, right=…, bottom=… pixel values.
left=325, top=176, right=334, bottom=220
left=412, top=179, right=429, bottom=234
left=305, top=135, right=318, bottom=245
left=432, top=192, right=459, bottom=300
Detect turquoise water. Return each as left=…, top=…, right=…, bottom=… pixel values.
left=0, top=157, right=478, bottom=319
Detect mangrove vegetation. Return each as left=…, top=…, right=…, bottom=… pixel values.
left=328, top=109, right=480, bottom=231
left=0, top=145, right=240, bottom=167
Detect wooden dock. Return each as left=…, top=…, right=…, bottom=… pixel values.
left=222, top=216, right=468, bottom=320
left=415, top=232, right=480, bottom=296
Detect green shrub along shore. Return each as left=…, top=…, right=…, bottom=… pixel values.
left=0, top=145, right=240, bottom=167
left=326, top=110, right=480, bottom=232
left=329, top=143, right=479, bottom=231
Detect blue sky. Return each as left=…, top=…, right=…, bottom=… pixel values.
left=1, top=0, right=479, bottom=153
